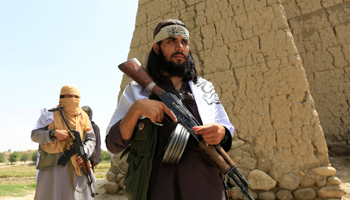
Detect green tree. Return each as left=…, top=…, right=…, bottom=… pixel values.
left=0, top=153, right=5, bottom=163
left=100, top=150, right=111, bottom=162
left=20, top=153, right=30, bottom=164
left=8, top=152, right=19, bottom=164
left=31, top=150, right=38, bottom=162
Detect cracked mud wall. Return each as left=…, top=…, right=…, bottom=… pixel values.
left=109, top=0, right=345, bottom=199
left=281, top=0, right=350, bottom=156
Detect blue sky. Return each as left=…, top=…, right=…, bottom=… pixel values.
left=0, top=1, right=139, bottom=152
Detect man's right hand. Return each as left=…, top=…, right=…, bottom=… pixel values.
left=134, top=99, right=177, bottom=124
left=119, top=99, right=177, bottom=140
left=54, top=129, right=70, bottom=141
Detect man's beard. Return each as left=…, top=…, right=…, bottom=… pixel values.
left=158, top=48, right=188, bottom=78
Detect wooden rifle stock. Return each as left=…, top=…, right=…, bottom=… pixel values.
left=81, top=159, right=91, bottom=174
left=118, top=58, right=165, bottom=97
left=198, top=141, right=236, bottom=173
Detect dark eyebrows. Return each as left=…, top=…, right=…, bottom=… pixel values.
left=166, top=36, right=189, bottom=43
left=167, top=36, right=177, bottom=41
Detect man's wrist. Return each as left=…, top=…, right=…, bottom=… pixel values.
left=220, top=127, right=229, bottom=143
left=49, top=129, right=55, bottom=138
left=219, top=125, right=226, bottom=141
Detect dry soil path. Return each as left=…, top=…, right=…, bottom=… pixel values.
left=0, top=156, right=349, bottom=199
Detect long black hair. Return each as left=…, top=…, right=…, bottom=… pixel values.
left=146, top=20, right=198, bottom=84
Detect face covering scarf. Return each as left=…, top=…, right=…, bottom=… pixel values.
left=40, top=85, right=91, bottom=176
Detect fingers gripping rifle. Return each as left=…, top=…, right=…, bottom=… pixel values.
left=48, top=106, right=96, bottom=198
left=118, top=58, right=255, bottom=200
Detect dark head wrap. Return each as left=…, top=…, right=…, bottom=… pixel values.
left=81, top=106, right=94, bottom=124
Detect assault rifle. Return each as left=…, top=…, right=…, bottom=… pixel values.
left=48, top=106, right=96, bottom=197
left=118, top=58, right=255, bottom=200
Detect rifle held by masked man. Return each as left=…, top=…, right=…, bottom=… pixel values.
left=48, top=106, right=96, bottom=197
left=118, top=58, right=255, bottom=200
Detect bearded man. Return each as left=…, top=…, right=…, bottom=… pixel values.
left=106, top=19, right=234, bottom=200
left=31, top=85, right=96, bottom=200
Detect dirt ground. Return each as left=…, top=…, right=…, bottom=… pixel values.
left=0, top=156, right=349, bottom=200
left=0, top=178, right=127, bottom=200
left=329, top=156, right=350, bottom=200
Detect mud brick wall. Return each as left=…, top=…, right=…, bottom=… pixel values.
left=281, top=0, right=350, bottom=156
left=108, top=0, right=345, bottom=199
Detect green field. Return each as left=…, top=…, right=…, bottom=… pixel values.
left=94, top=162, right=110, bottom=179
left=0, top=182, right=36, bottom=197
left=0, top=165, right=37, bottom=178
left=0, top=162, right=110, bottom=197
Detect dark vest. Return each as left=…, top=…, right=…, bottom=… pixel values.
left=36, top=132, right=87, bottom=170
left=122, top=118, right=158, bottom=200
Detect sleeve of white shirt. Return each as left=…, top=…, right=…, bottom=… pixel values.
left=31, top=108, right=55, bottom=145
left=106, top=82, right=150, bottom=158
left=106, top=82, right=150, bottom=135
left=33, top=108, right=54, bottom=130
left=84, top=121, right=96, bottom=158
left=215, top=103, right=235, bottom=136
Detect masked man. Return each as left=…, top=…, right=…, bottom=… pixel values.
left=82, top=105, right=101, bottom=171
left=31, top=85, right=96, bottom=200
left=106, top=19, right=234, bottom=200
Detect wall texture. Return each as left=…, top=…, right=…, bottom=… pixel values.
left=281, top=0, right=350, bottom=156
left=107, top=0, right=345, bottom=199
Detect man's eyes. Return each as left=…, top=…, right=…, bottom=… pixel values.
left=67, top=95, right=79, bottom=98
left=165, top=38, right=189, bottom=46
left=167, top=39, right=188, bottom=44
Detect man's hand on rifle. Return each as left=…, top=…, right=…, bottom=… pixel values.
left=134, top=99, right=177, bottom=124
left=77, top=156, right=84, bottom=168
left=54, top=129, right=70, bottom=141
left=193, top=123, right=226, bottom=145
left=119, top=99, right=177, bottom=140
left=76, top=156, right=91, bottom=174
left=66, top=142, right=73, bottom=150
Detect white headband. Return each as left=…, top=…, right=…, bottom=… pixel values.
left=153, top=25, right=189, bottom=43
